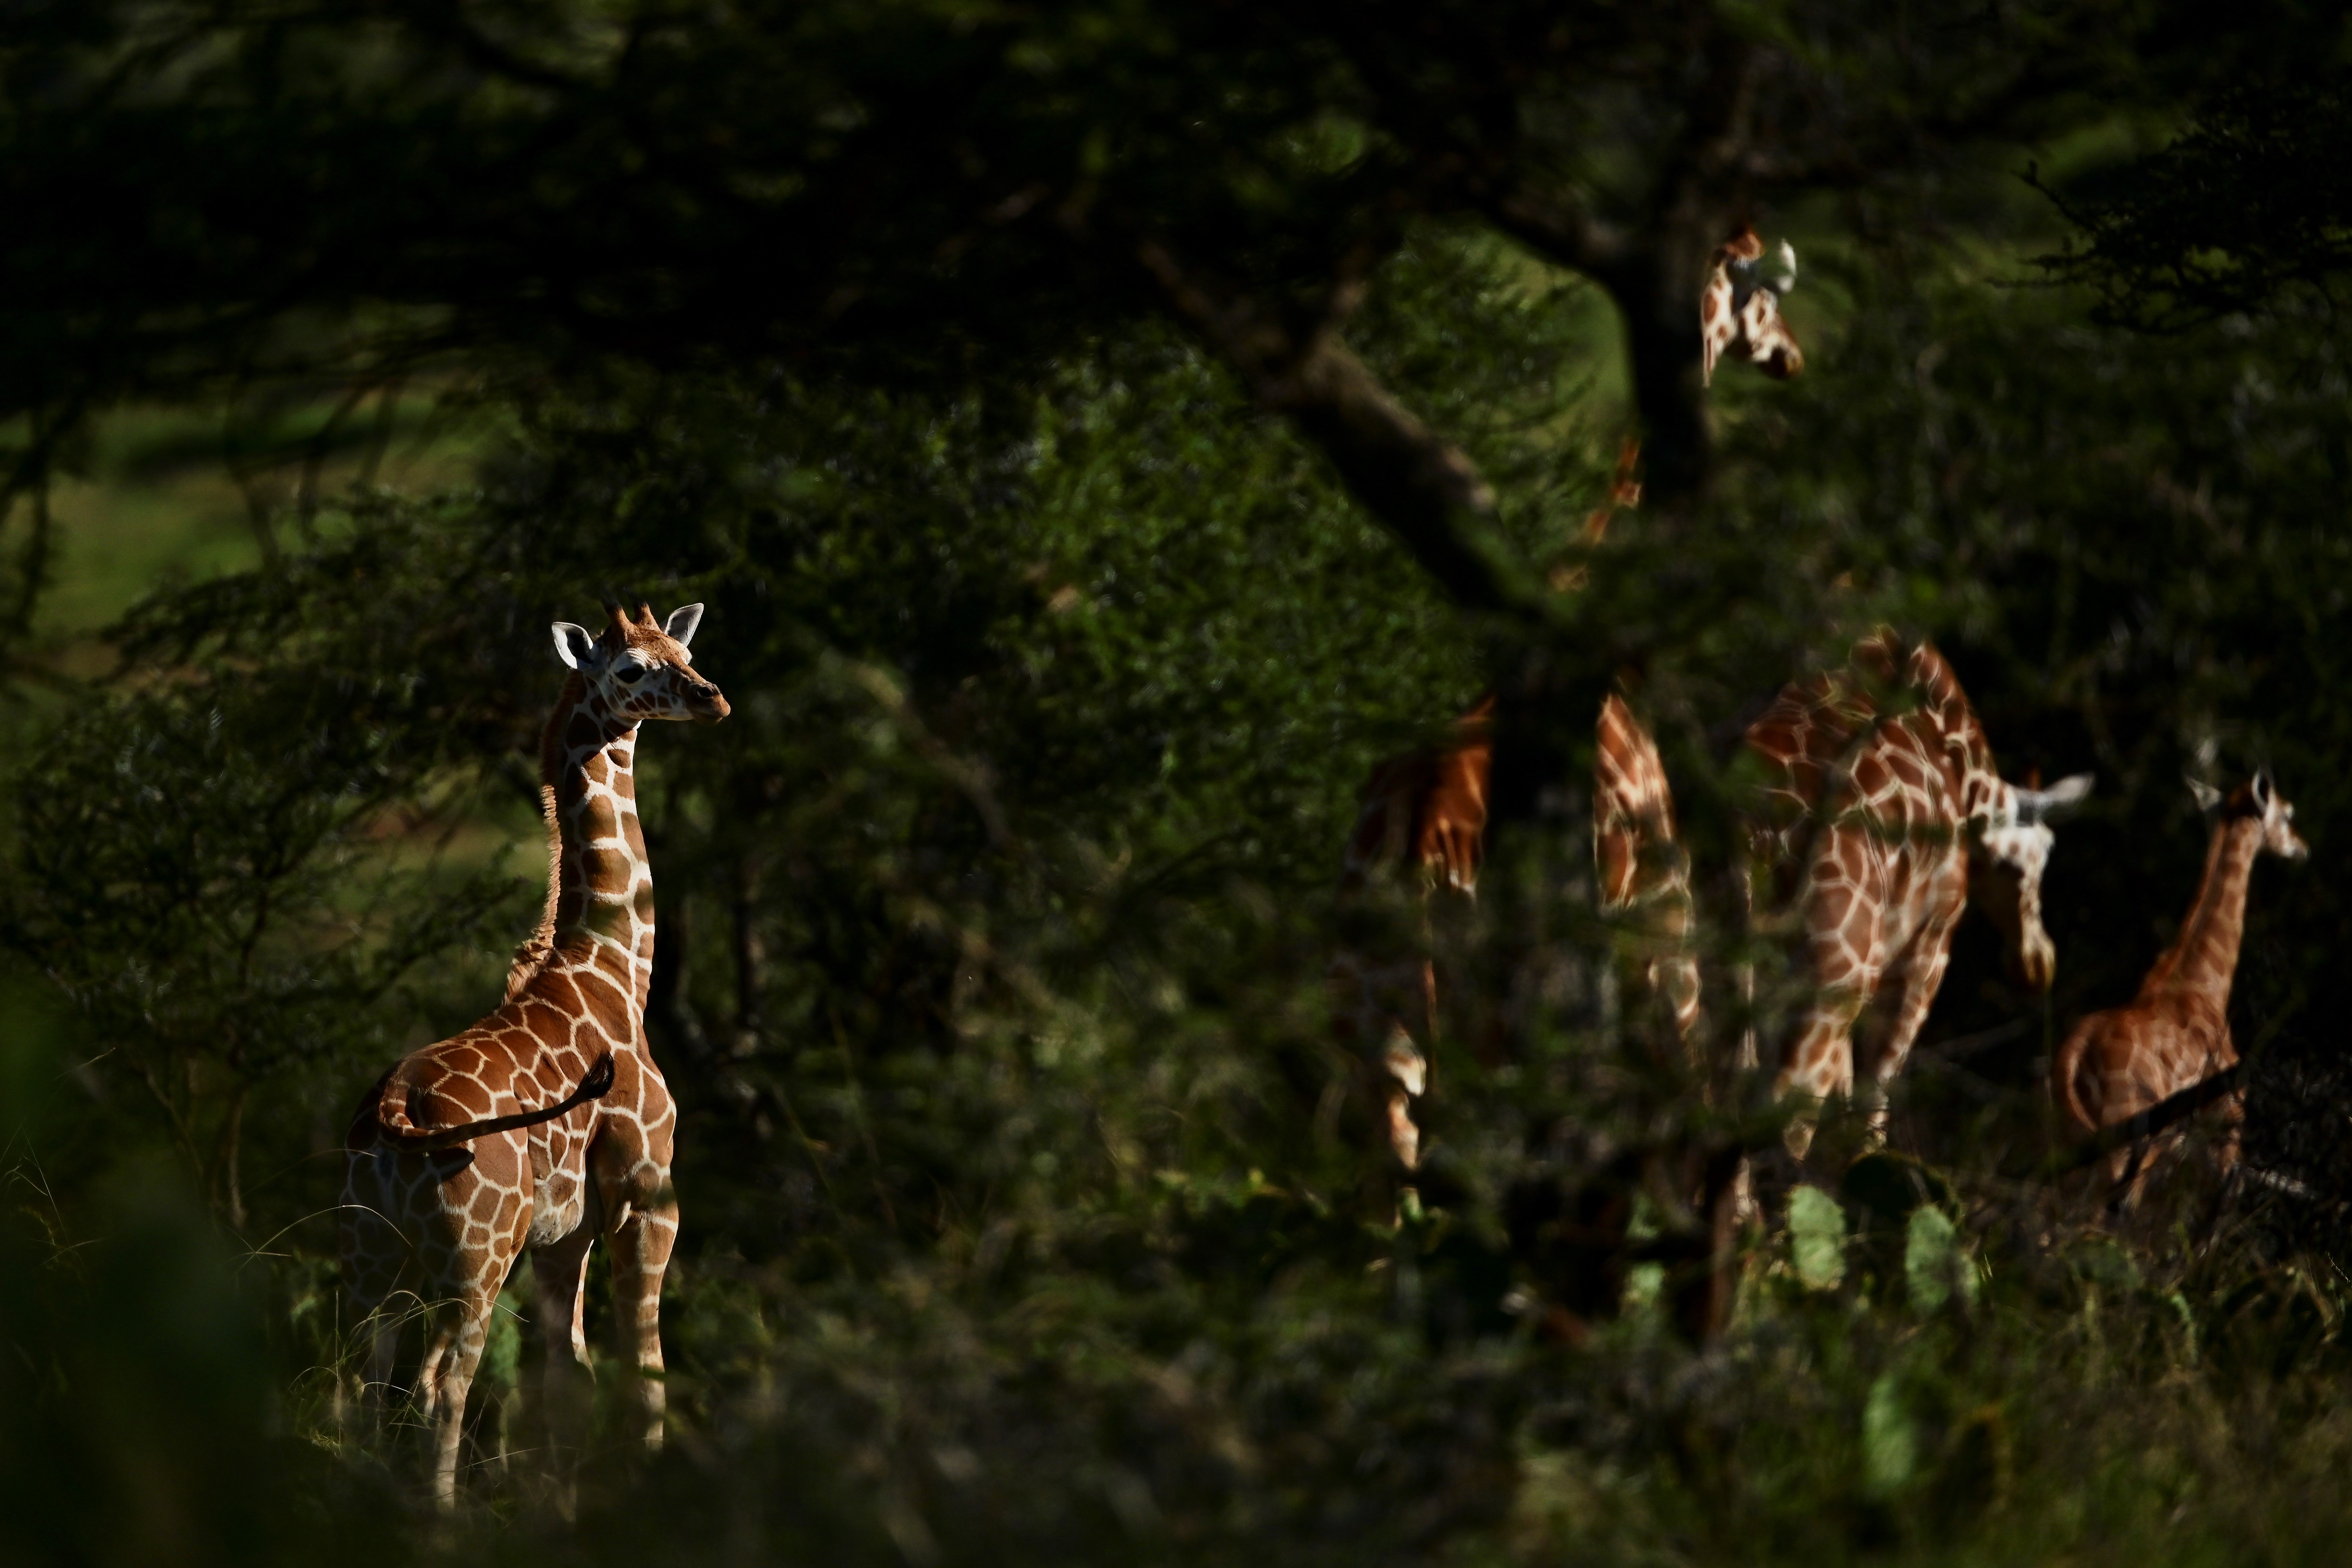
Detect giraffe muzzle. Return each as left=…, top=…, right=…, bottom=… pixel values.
left=689, top=686, right=731, bottom=723
left=2011, top=928, right=2056, bottom=992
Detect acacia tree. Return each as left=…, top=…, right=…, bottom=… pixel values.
left=0, top=0, right=2309, bottom=1311
left=0, top=0, right=2284, bottom=616
left=2040, top=81, right=2352, bottom=325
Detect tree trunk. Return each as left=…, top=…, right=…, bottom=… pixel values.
left=1608, top=247, right=1716, bottom=515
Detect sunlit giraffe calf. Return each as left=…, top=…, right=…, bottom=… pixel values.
left=2052, top=771, right=2305, bottom=1208
left=341, top=601, right=728, bottom=1505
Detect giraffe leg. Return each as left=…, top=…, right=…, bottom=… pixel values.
left=338, top=1151, right=413, bottom=1431
left=528, top=1227, right=597, bottom=1485
left=2215, top=1086, right=2245, bottom=1177
left=416, top=1258, right=513, bottom=1508
left=1775, top=985, right=1867, bottom=1161
left=1777, top=859, right=1884, bottom=1161
left=2106, top=1133, right=2174, bottom=1216
left=607, top=1192, right=678, bottom=1452
left=1855, top=907, right=1961, bottom=1149
left=366, top=1306, right=405, bottom=1425
left=2206, top=1031, right=2244, bottom=1179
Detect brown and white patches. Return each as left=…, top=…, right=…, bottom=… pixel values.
left=2052, top=771, right=2305, bottom=1206
left=1700, top=226, right=1804, bottom=387
left=1332, top=679, right=1706, bottom=1178
left=1746, top=631, right=2089, bottom=1154
left=1595, top=694, right=1701, bottom=1044
left=1331, top=701, right=1492, bottom=1175
left=340, top=602, right=723, bottom=1505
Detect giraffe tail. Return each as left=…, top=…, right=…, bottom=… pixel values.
left=373, top=1052, right=618, bottom=1152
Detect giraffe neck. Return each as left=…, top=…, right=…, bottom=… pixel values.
left=539, top=674, right=657, bottom=1019
left=2144, top=816, right=2262, bottom=1008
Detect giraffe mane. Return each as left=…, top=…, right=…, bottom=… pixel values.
left=506, top=669, right=592, bottom=999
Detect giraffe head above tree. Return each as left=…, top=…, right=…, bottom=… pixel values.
left=1700, top=225, right=1804, bottom=386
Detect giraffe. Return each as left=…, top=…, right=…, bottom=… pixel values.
left=1331, top=696, right=1491, bottom=1175
left=1330, top=441, right=1690, bottom=1176
left=1595, top=690, right=1701, bottom=1047
left=1700, top=225, right=1804, bottom=386
left=1745, top=629, right=2091, bottom=1155
left=340, top=600, right=728, bottom=1505
left=2052, top=771, right=2306, bottom=1207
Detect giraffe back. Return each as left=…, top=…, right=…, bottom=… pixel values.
left=1744, top=632, right=1988, bottom=892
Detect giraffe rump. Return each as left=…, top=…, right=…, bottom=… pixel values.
left=369, top=1051, right=617, bottom=1153
left=1746, top=629, right=2090, bottom=1150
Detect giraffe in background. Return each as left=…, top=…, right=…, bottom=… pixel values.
left=2052, top=771, right=2306, bottom=1207
left=1700, top=225, right=1804, bottom=386
left=1595, top=690, right=1701, bottom=1047
left=1331, top=441, right=1685, bottom=1176
left=342, top=601, right=728, bottom=1505
left=1744, top=630, right=2091, bottom=1155
left=1331, top=696, right=1492, bottom=1173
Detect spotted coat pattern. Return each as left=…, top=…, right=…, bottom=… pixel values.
left=340, top=602, right=728, bottom=1504
left=1746, top=632, right=2082, bottom=1152
left=1332, top=698, right=1492, bottom=1171
left=1332, top=692, right=1697, bottom=1168
left=1596, top=692, right=1701, bottom=1044
left=1331, top=447, right=1691, bottom=1172
left=1700, top=226, right=1804, bottom=387
left=2052, top=775, right=2306, bottom=1206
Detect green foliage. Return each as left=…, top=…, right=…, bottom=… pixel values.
left=11, top=7, right=2352, bottom=1566
left=2040, top=81, right=2352, bottom=326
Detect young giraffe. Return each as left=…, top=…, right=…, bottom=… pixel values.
left=2052, top=771, right=2306, bottom=1206
left=341, top=601, right=728, bottom=1506
left=1745, top=630, right=2090, bottom=1154
left=1700, top=225, right=1804, bottom=386
left=1331, top=444, right=1690, bottom=1172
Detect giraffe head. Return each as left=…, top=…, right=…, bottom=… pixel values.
left=2192, top=770, right=2309, bottom=860
left=1967, top=772, right=2094, bottom=992
left=1700, top=226, right=1804, bottom=386
left=550, top=601, right=731, bottom=723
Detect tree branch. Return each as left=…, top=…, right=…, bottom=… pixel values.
left=1134, top=239, right=1543, bottom=620
left=1483, top=187, right=1636, bottom=291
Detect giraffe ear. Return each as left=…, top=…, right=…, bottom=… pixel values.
left=2017, top=772, right=2094, bottom=825
left=2252, top=769, right=2276, bottom=810
left=2186, top=776, right=2224, bottom=813
left=551, top=622, right=601, bottom=671
left=2046, top=772, right=2093, bottom=817
left=664, top=603, right=705, bottom=649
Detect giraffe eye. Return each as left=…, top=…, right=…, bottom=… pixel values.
left=619, top=662, right=650, bottom=682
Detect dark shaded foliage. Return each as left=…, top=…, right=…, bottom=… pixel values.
left=2040, top=79, right=2352, bottom=326
left=13, top=5, right=2352, bottom=1566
